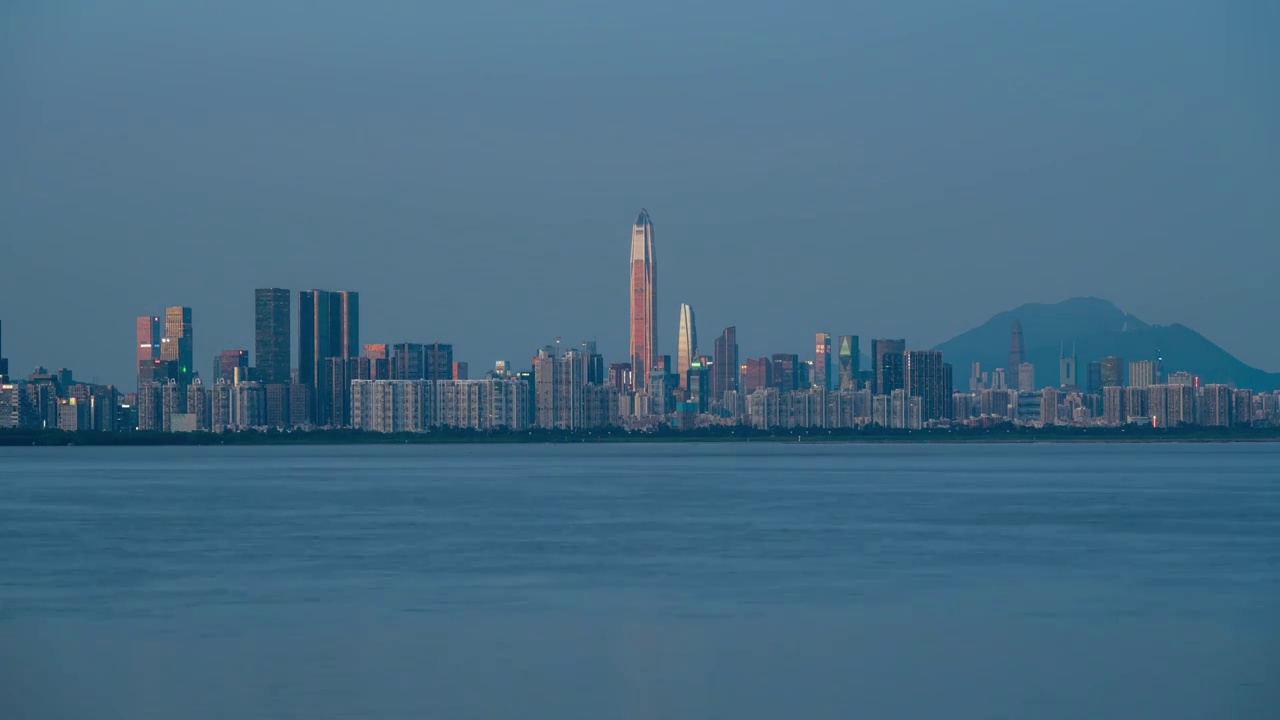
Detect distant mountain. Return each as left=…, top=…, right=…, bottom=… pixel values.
left=933, top=297, right=1280, bottom=392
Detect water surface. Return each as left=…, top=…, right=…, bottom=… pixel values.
left=1, top=443, right=1277, bottom=719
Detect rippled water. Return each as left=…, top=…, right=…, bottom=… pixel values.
left=2, top=443, right=1277, bottom=719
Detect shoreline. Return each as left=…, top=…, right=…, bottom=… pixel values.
left=3, top=427, right=1279, bottom=447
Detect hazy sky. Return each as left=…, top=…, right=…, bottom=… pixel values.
left=2, top=1, right=1276, bottom=386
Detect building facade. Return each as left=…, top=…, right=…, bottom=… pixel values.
left=215, top=350, right=249, bottom=384
left=628, top=209, right=657, bottom=392
left=254, top=288, right=291, bottom=386
left=1100, top=356, right=1124, bottom=388
left=904, top=350, right=948, bottom=421
left=136, top=315, right=160, bottom=388
left=676, top=304, right=697, bottom=391
left=712, top=326, right=738, bottom=403
left=1129, top=360, right=1156, bottom=389
left=836, top=335, right=859, bottom=390
left=813, top=333, right=831, bottom=391
left=1059, top=352, right=1077, bottom=389
left=1009, top=320, right=1024, bottom=374
left=1018, top=362, right=1036, bottom=394
left=161, top=306, right=193, bottom=386
left=871, top=339, right=905, bottom=395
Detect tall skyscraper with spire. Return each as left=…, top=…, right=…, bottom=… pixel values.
left=676, top=304, right=697, bottom=390
left=629, top=209, right=657, bottom=392
left=1009, top=320, right=1025, bottom=375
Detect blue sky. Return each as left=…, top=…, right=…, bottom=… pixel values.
left=2, top=1, right=1276, bottom=385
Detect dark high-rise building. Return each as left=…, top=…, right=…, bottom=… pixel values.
left=135, top=315, right=160, bottom=387
left=425, top=343, right=453, bottom=381
left=254, top=288, right=291, bottom=386
left=138, top=358, right=178, bottom=386
left=299, top=290, right=357, bottom=422
left=1100, top=356, right=1124, bottom=388
left=330, top=291, right=359, bottom=361
left=216, top=350, right=249, bottom=384
left=654, top=354, right=674, bottom=374
left=904, top=350, right=947, bottom=421
left=1124, top=386, right=1148, bottom=420
left=1059, top=348, right=1078, bottom=389
left=265, top=384, right=291, bottom=429
left=586, top=355, right=605, bottom=387
left=942, top=362, right=954, bottom=419
left=349, top=356, right=383, bottom=381
left=577, top=341, right=605, bottom=386
left=1086, top=360, right=1103, bottom=395
left=0, top=320, right=7, bottom=382
left=871, top=339, right=905, bottom=395
left=742, top=357, right=772, bottom=394
left=392, top=343, right=425, bottom=380
left=453, top=361, right=470, bottom=381
left=608, top=362, right=633, bottom=392
left=161, top=306, right=193, bottom=386
left=813, top=333, right=831, bottom=390
left=686, top=357, right=711, bottom=413
left=288, top=383, right=312, bottom=428
left=298, top=290, right=332, bottom=419
left=837, top=335, right=859, bottom=390
left=347, top=357, right=373, bottom=381
left=711, top=326, right=739, bottom=400
left=1009, top=320, right=1025, bottom=375
left=326, top=356, right=350, bottom=427
left=771, top=353, right=799, bottom=392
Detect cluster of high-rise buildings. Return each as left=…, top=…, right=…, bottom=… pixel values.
left=951, top=320, right=1271, bottom=428
left=3, top=210, right=1280, bottom=433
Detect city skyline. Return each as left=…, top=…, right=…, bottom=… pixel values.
left=5, top=260, right=1280, bottom=433
left=3, top=280, right=1280, bottom=395
left=4, top=4, right=1276, bottom=389
left=0, top=206, right=1277, bottom=404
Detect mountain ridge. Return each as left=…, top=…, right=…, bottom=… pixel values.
left=933, top=298, right=1280, bottom=392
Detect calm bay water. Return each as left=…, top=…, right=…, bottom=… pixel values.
left=1, top=443, right=1277, bottom=719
